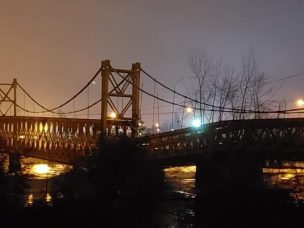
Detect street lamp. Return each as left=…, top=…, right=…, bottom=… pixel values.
left=191, top=118, right=201, bottom=128
left=186, top=107, right=193, bottom=113
left=296, top=98, right=304, bottom=107
left=109, top=112, right=116, bottom=119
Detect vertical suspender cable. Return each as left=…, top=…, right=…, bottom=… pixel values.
left=23, top=92, right=26, bottom=116
left=171, top=87, right=176, bottom=130
left=73, top=99, right=76, bottom=119
left=157, top=92, right=160, bottom=132
left=152, top=78, right=156, bottom=129
left=87, top=86, right=90, bottom=119
left=140, top=83, right=143, bottom=121
left=181, top=97, right=186, bottom=128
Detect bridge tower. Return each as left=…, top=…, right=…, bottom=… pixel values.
left=101, top=60, right=141, bottom=138
left=0, top=78, right=17, bottom=116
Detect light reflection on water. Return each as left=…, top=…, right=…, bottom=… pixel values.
left=154, top=165, right=196, bottom=227
left=160, top=164, right=304, bottom=227
left=164, top=166, right=196, bottom=195
left=20, top=157, right=72, bottom=206
left=21, top=157, right=72, bottom=179
left=263, top=164, right=304, bottom=203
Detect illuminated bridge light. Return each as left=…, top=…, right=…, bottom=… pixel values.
left=191, top=119, right=201, bottom=128
left=109, top=112, right=116, bottom=119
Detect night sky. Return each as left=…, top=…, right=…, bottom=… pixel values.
left=1, top=0, right=304, bottom=125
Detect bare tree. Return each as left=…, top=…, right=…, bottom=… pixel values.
left=189, top=49, right=277, bottom=123
left=238, top=49, right=257, bottom=119
left=217, top=66, right=237, bottom=121
left=189, top=53, right=211, bottom=125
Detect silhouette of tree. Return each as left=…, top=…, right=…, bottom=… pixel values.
left=56, top=135, right=165, bottom=227
left=189, top=49, right=278, bottom=122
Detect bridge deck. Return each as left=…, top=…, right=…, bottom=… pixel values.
left=1, top=117, right=304, bottom=164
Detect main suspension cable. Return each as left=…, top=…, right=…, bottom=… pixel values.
left=16, top=68, right=101, bottom=113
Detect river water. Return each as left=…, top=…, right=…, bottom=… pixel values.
left=152, top=166, right=196, bottom=227
left=0, top=154, right=72, bottom=206
left=2, top=154, right=304, bottom=227
left=20, top=157, right=72, bottom=207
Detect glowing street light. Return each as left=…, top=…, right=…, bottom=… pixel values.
left=296, top=98, right=304, bottom=107
left=155, top=123, right=159, bottom=128
left=109, top=112, right=116, bottom=119
left=191, top=118, right=201, bottom=128
left=186, top=107, right=193, bottom=113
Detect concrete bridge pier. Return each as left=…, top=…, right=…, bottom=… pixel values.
left=195, top=149, right=264, bottom=195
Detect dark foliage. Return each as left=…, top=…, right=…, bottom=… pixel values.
left=53, top=135, right=165, bottom=227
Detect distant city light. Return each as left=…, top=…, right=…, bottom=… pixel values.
left=155, top=123, right=159, bottom=128
left=191, top=118, right=201, bottom=128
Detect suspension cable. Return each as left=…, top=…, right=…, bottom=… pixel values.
left=14, top=98, right=101, bottom=115
left=16, top=68, right=101, bottom=113
left=140, top=68, right=290, bottom=114
left=140, top=68, right=241, bottom=112
left=112, top=67, right=297, bottom=114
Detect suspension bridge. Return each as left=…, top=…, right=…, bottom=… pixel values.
left=1, top=60, right=304, bottom=169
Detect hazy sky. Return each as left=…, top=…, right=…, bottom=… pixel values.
left=1, top=0, right=304, bottom=124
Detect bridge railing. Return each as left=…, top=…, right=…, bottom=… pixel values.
left=142, top=118, right=304, bottom=161
left=0, top=116, right=102, bottom=163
